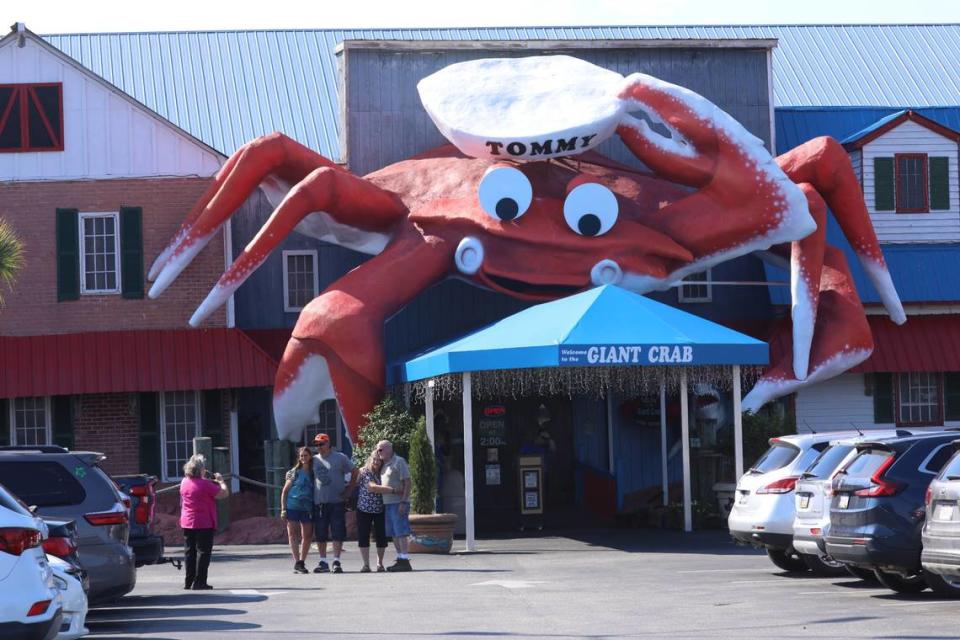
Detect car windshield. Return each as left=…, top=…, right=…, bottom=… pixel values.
left=843, top=449, right=892, bottom=478
left=939, top=449, right=960, bottom=479
left=803, top=444, right=854, bottom=479
left=750, top=441, right=800, bottom=473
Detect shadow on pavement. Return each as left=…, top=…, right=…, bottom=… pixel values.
left=91, top=593, right=267, bottom=608
left=541, top=529, right=765, bottom=555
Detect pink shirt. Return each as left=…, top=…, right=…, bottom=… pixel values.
left=179, top=477, right=220, bottom=529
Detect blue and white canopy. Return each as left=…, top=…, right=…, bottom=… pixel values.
left=390, top=285, right=768, bottom=384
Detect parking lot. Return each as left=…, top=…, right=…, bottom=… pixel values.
left=82, top=530, right=959, bottom=639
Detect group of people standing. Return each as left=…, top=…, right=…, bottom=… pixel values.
left=281, top=433, right=414, bottom=573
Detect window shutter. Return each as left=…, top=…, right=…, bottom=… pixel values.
left=51, top=396, right=74, bottom=450
left=139, top=393, right=161, bottom=476
left=874, top=158, right=895, bottom=211
left=945, top=373, right=960, bottom=422
left=56, top=208, right=79, bottom=301
left=873, top=372, right=895, bottom=423
left=120, top=207, right=144, bottom=299
left=0, top=399, right=8, bottom=446
left=203, top=390, right=225, bottom=448
left=930, top=157, right=950, bottom=211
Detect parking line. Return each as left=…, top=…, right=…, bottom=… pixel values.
left=880, top=600, right=957, bottom=607
left=728, top=579, right=801, bottom=584
left=678, top=569, right=768, bottom=574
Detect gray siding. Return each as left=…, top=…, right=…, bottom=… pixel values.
left=342, top=46, right=773, bottom=176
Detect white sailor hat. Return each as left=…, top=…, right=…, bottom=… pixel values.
left=417, top=55, right=627, bottom=162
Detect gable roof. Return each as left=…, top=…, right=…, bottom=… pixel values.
left=0, top=24, right=224, bottom=161
left=841, top=109, right=960, bottom=149
left=39, top=24, right=960, bottom=160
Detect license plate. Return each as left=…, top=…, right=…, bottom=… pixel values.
left=799, top=495, right=810, bottom=509
left=838, top=494, right=850, bottom=509
left=936, top=504, right=955, bottom=521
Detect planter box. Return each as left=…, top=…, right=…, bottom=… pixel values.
left=408, top=513, right=458, bottom=554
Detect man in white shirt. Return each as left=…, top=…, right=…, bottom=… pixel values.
left=377, top=440, right=413, bottom=571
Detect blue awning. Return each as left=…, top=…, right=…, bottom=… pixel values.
left=389, top=285, right=768, bottom=384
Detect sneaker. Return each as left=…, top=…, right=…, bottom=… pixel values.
left=313, top=561, right=330, bottom=574
left=360, top=565, right=371, bottom=573
left=386, top=558, right=412, bottom=572
left=294, top=561, right=308, bottom=574
left=332, top=560, right=343, bottom=574
left=376, top=565, right=386, bottom=572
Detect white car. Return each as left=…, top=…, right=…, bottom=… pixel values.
left=728, top=432, right=863, bottom=572
left=0, top=481, right=62, bottom=640
left=48, top=555, right=88, bottom=640
left=792, top=431, right=900, bottom=577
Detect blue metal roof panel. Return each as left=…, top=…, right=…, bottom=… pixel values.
left=776, top=107, right=960, bottom=153
left=839, top=110, right=909, bottom=144
left=42, top=25, right=960, bottom=159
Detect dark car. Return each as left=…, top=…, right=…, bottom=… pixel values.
left=825, top=431, right=958, bottom=593
left=920, top=439, right=960, bottom=596
left=40, top=517, right=89, bottom=594
left=0, top=446, right=136, bottom=604
left=114, top=475, right=165, bottom=567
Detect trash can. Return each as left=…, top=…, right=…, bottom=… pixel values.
left=713, top=482, right=737, bottom=519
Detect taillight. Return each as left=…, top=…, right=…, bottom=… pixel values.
left=26, top=600, right=52, bottom=617
left=0, top=527, right=42, bottom=556
left=130, top=485, right=149, bottom=498
left=925, top=485, right=934, bottom=509
left=121, top=496, right=132, bottom=509
left=853, top=455, right=903, bottom=497
left=85, top=510, right=129, bottom=526
left=756, top=476, right=799, bottom=494
left=129, top=482, right=157, bottom=525
left=41, top=536, right=77, bottom=558
left=810, top=527, right=822, bottom=536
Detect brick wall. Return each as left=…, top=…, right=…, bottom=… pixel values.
left=0, top=177, right=228, bottom=336
left=73, top=393, right=139, bottom=476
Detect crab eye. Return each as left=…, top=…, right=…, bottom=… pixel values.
left=563, top=183, right=618, bottom=236
left=478, top=166, right=532, bottom=222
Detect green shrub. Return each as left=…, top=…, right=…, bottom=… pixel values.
left=352, top=396, right=417, bottom=467
left=408, top=417, right=436, bottom=515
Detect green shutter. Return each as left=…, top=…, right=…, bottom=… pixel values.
left=945, top=373, right=960, bottom=422
left=874, top=158, right=895, bottom=211
left=51, top=396, right=74, bottom=450
left=56, top=208, right=79, bottom=301
left=120, top=207, right=144, bottom=299
left=873, top=373, right=895, bottom=424
left=0, top=399, right=8, bottom=446
left=930, top=157, right=950, bottom=211
left=139, top=393, right=161, bottom=476
left=203, top=390, right=224, bottom=448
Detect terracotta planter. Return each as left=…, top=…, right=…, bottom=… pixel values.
left=408, top=513, right=458, bottom=554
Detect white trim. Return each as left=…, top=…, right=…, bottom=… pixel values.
left=159, top=391, right=202, bottom=482
left=9, top=397, right=52, bottom=446
left=225, top=218, right=236, bottom=328
left=229, top=409, right=240, bottom=492
left=866, top=304, right=960, bottom=316
left=282, top=250, right=319, bottom=313
left=678, top=269, right=712, bottom=303
left=78, top=211, right=121, bottom=295
left=463, top=372, right=476, bottom=552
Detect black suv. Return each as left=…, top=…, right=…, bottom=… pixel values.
left=825, top=431, right=958, bottom=593
left=0, top=446, right=137, bottom=604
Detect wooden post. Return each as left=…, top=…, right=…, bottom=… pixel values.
left=213, top=447, right=230, bottom=532
left=193, top=436, right=212, bottom=466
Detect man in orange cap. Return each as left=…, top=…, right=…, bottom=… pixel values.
left=311, top=432, right=356, bottom=573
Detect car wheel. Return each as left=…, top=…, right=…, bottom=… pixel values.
left=801, top=552, right=849, bottom=577
left=924, top=571, right=960, bottom=598
left=874, top=568, right=928, bottom=594
left=766, top=548, right=808, bottom=572
left=845, top=566, right=879, bottom=583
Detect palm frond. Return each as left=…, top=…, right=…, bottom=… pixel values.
left=0, top=218, right=24, bottom=305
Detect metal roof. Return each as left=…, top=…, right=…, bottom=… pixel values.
left=40, top=24, right=960, bottom=159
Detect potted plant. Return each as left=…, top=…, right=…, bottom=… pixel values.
left=407, top=416, right=457, bottom=553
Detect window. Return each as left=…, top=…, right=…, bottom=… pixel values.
left=161, top=391, right=201, bottom=481
left=895, top=154, right=928, bottom=213
left=679, top=269, right=712, bottom=303
left=0, top=83, right=64, bottom=152
left=282, top=250, right=319, bottom=312
left=79, top=212, right=121, bottom=294
left=844, top=449, right=893, bottom=479
left=750, top=441, right=799, bottom=473
left=302, top=400, right=342, bottom=450
left=0, top=461, right=86, bottom=507
left=896, top=372, right=942, bottom=426
left=922, top=444, right=955, bottom=475
left=9, top=397, right=51, bottom=446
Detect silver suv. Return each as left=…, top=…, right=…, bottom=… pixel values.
left=0, top=446, right=136, bottom=604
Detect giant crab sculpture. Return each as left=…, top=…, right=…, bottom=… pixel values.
left=147, top=56, right=904, bottom=442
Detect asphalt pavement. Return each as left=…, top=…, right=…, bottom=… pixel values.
left=85, top=530, right=960, bottom=639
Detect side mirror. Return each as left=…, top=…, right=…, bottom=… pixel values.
left=29, top=505, right=38, bottom=514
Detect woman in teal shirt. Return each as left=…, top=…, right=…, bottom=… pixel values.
left=281, top=447, right=316, bottom=574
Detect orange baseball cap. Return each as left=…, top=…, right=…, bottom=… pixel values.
left=313, top=433, right=331, bottom=445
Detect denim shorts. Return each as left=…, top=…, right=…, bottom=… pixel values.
left=285, top=508, right=313, bottom=523
left=314, top=502, right=347, bottom=542
left=384, top=503, right=411, bottom=537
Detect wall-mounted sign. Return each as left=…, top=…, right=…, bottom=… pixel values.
left=560, top=344, right=695, bottom=365
left=485, top=464, right=501, bottom=486
left=519, top=455, right=544, bottom=515
left=479, top=407, right=508, bottom=446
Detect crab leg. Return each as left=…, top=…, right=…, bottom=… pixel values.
left=273, top=231, right=453, bottom=441
left=790, top=183, right=827, bottom=380
left=188, top=165, right=406, bottom=326
left=777, top=137, right=906, bottom=325
left=743, top=245, right=874, bottom=412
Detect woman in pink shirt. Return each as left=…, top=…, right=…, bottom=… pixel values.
left=180, top=454, right=229, bottom=590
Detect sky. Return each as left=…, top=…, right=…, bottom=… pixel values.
left=8, top=0, right=960, bottom=34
